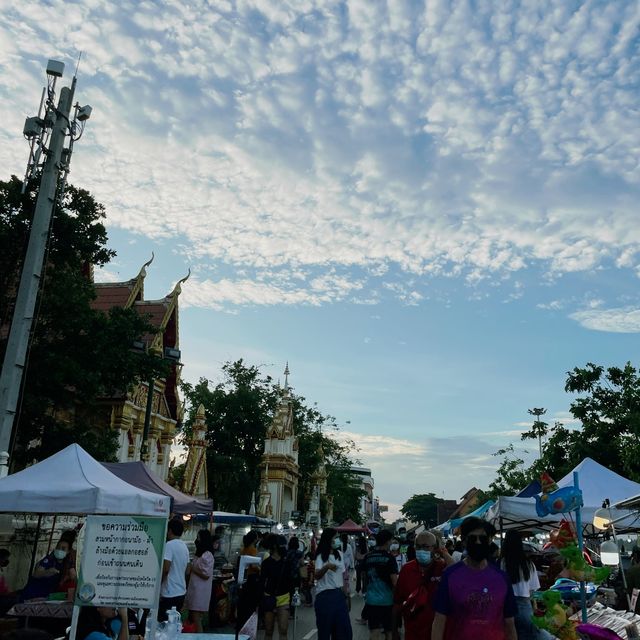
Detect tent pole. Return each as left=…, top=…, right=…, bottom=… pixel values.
left=47, top=514, right=57, bottom=553
left=28, top=514, right=42, bottom=576
left=574, top=471, right=588, bottom=623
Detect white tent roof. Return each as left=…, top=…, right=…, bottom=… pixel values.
left=0, top=444, right=170, bottom=516
left=486, top=457, right=640, bottom=533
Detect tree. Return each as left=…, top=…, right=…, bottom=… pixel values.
left=180, top=359, right=363, bottom=519
left=0, top=176, right=166, bottom=467
left=400, top=493, right=443, bottom=527
left=486, top=361, right=640, bottom=495
left=484, top=444, right=533, bottom=500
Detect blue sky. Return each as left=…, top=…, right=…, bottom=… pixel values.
left=1, top=0, right=640, bottom=520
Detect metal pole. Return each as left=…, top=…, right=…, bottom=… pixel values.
left=573, top=471, right=588, bottom=623
left=140, top=377, right=155, bottom=461
left=28, top=514, right=43, bottom=576
left=0, top=83, right=75, bottom=476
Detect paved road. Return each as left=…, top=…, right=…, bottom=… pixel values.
left=216, top=590, right=372, bottom=640
left=284, top=591, right=370, bottom=640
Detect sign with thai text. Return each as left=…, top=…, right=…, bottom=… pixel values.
left=76, top=515, right=167, bottom=608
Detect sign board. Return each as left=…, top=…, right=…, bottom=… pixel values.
left=76, top=515, right=167, bottom=608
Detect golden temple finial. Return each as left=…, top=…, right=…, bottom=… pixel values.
left=170, top=268, right=191, bottom=297
left=137, top=252, right=154, bottom=279
left=284, top=362, right=290, bottom=391
left=196, top=403, right=205, bottom=419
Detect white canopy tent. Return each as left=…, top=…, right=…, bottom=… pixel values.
left=0, top=443, right=170, bottom=516
left=486, top=457, right=640, bottom=534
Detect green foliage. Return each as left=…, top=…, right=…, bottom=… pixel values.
left=484, top=444, right=534, bottom=501
left=486, top=362, right=640, bottom=496
left=328, top=466, right=366, bottom=524
left=181, top=359, right=362, bottom=520
left=0, top=176, right=165, bottom=467
left=400, top=493, right=443, bottom=527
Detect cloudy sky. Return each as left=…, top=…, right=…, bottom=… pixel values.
left=2, top=0, right=640, bottom=520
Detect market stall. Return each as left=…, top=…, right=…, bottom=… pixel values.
left=486, top=458, right=640, bottom=535
left=335, top=518, right=366, bottom=533
left=434, top=500, right=495, bottom=535
left=0, top=444, right=170, bottom=639
left=103, top=460, right=213, bottom=514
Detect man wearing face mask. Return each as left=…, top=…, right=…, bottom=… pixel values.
left=363, top=530, right=398, bottom=640
left=392, top=532, right=447, bottom=640
left=432, top=517, right=517, bottom=640
left=21, top=530, right=77, bottom=601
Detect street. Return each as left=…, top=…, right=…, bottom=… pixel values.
left=283, top=591, right=371, bottom=640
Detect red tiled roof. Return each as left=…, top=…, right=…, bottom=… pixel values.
left=134, top=300, right=169, bottom=329
left=92, top=282, right=135, bottom=312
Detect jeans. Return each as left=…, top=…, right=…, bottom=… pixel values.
left=314, top=588, right=352, bottom=640
left=514, top=596, right=537, bottom=640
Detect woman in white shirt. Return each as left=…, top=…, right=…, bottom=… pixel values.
left=500, top=530, right=540, bottom=640
left=314, top=528, right=353, bottom=640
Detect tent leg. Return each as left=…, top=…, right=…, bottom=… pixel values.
left=47, top=514, right=57, bottom=553
left=28, top=514, right=42, bottom=576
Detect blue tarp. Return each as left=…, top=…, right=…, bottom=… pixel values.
left=435, top=500, right=495, bottom=534
left=515, top=479, right=542, bottom=498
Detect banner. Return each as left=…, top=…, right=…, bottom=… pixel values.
left=76, top=515, right=167, bottom=608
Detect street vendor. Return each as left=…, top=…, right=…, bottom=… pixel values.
left=21, top=530, right=77, bottom=601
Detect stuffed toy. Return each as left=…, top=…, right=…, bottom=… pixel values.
left=550, top=519, right=577, bottom=549
left=532, top=590, right=578, bottom=640
left=559, top=544, right=610, bottom=583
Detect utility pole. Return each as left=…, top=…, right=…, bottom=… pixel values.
left=0, top=60, right=91, bottom=476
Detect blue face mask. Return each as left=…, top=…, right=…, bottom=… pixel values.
left=415, top=550, right=432, bottom=565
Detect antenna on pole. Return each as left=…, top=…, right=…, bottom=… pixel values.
left=0, top=59, right=93, bottom=477
left=74, top=51, right=83, bottom=78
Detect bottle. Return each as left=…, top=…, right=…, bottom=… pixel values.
left=166, top=606, right=179, bottom=638
left=292, top=588, right=301, bottom=607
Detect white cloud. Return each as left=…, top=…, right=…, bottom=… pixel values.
left=1, top=0, right=639, bottom=310
left=570, top=306, right=640, bottom=333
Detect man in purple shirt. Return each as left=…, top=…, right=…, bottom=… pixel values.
left=432, top=517, right=517, bottom=640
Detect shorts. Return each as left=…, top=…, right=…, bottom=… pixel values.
left=367, top=605, right=393, bottom=631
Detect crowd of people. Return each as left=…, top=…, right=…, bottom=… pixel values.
left=7, top=514, right=640, bottom=640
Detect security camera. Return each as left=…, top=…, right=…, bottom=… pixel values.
left=46, top=59, right=64, bottom=78
left=77, top=105, right=92, bottom=121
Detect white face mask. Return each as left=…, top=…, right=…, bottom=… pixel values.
left=332, top=538, right=342, bottom=550
left=53, top=549, right=67, bottom=561
left=368, top=539, right=376, bottom=548
left=390, top=543, right=400, bottom=552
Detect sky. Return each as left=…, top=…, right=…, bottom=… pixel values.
left=1, top=0, right=640, bottom=521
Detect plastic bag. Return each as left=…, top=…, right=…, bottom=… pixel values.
left=239, top=611, right=258, bottom=640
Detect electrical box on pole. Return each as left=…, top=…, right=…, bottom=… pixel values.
left=0, top=59, right=92, bottom=476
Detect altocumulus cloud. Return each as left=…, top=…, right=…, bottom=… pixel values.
left=1, top=0, right=640, bottom=310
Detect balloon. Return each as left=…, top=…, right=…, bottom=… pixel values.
left=535, top=486, right=583, bottom=517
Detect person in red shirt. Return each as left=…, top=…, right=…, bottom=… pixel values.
left=392, top=532, right=448, bottom=640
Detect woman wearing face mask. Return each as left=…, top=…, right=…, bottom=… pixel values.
left=432, top=517, right=518, bottom=640
left=314, top=528, right=353, bottom=640
left=392, top=532, right=446, bottom=640
left=185, top=529, right=215, bottom=632
left=76, top=605, right=129, bottom=640
left=500, top=531, right=540, bottom=640
left=21, top=530, right=77, bottom=601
